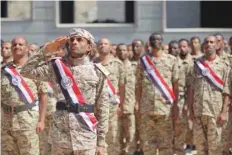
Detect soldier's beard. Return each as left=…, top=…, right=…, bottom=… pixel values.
left=70, top=49, right=86, bottom=57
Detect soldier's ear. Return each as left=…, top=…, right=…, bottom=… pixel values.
left=86, top=44, right=93, bottom=53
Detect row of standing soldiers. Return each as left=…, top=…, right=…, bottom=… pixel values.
left=1, top=29, right=232, bottom=155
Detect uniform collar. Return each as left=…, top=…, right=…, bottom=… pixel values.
left=202, top=55, right=220, bottom=64
left=68, top=55, right=90, bottom=66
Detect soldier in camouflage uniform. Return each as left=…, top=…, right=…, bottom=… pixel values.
left=39, top=82, right=57, bottom=155
left=1, top=37, right=48, bottom=155
left=1, top=41, right=13, bottom=66
left=222, top=55, right=232, bottom=155
left=190, top=36, right=203, bottom=60
left=223, top=68, right=232, bottom=155
left=173, top=39, right=193, bottom=155
left=215, top=33, right=230, bottom=63
left=20, top=28, right=110, bottom=155
left=168, top=40, right=179, bottom=57
left=116, top=43, right=136, bottom=155
left=187, top=35, right=230, bottom=155
left=98, top=38, right=125, bottom=155
left=136, top=33, right=179, bottom=155
left=131, top=39, right=145, bottom=155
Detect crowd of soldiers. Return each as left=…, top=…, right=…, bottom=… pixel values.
left=1, top=28, right=232, bottom=155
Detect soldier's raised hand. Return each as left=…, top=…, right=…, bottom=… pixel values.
left=44, top=36, right=68, bottom=60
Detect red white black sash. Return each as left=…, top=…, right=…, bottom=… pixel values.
left=4, top=66, right=36, bottom=104
left=195, top=60, right=224, bottom=91
left=106, top=78, right=120, bottom=104
left=48, top=82, right=54, bottom=94
left=51, top=59, right=97, bottom=132
left=140, top=55, right=176, bottom=104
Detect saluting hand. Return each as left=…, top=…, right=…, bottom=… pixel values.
left=44, top=36, right=68, bottom=60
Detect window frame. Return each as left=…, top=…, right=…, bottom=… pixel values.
left=162, top=1, right=232, bottom=32
left=1, top=1, right=34, bottom=22
left=55, top=1, right=137, bottom=28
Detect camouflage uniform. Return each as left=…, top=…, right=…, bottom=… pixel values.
left=119, top=59, right=136, bottom=155
left=185, top=52, right=204, bottom=149
left=222, top=62, right=232, bottom=155
left=1, top=62, right=48, bottom=155
left=101, top=57, right=125, bottom=155
left=20, top=29, right=109, bottom=155
left=136, top=51, right=179, bottom=155
left=188, top=55, right=229, bottom=155
left=173, top=54, right=193, bottom=155
left=39, top=83, right=56, bottom=155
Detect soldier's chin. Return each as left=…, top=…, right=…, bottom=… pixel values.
left=71, top=49, right=85, bottom=55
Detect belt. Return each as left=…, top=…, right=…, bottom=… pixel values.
left=2, top=101, right=38, bottom=113
left=56, top=100, right=94, bottom=113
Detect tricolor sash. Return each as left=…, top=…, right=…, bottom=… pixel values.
left=140, top=55, right=176, bottom=104
left=106, top=78, right=120, bottom=104
left=48, top=82, right=54, bottom=94
left=4, top=66, right=36, bottom=104
left=195, top=60, right=224, bottom=91
left=51, top=59, right=97, bottom=132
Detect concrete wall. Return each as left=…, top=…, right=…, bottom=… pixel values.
left=1, top=1, right=231, bottom=46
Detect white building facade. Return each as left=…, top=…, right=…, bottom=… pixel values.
left=1, top=1, right=231, bottom=45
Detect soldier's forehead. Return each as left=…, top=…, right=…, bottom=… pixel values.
left=2, top=42, right=11, bottom=46
left=12, top=37, right=27, bottom=44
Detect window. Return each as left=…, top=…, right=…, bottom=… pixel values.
left=1, top=1, right=32, bottom=21
left=57, top=1, right=135, bottom=27
left=163, top=1, right=232, bottom=32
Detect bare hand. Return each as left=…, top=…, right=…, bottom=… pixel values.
left=36, top=121, right=45, bottom=134
left=134, top=101, right=139, bottom=113
left=189, top=111, right=195, bottom=121
left=95, top=147, right=105, bottom=155
left=117, top=106, right=123, bottom=117
left=217, top=112, right=227, bottom=125
left=44, top=36, right=68, bottom=54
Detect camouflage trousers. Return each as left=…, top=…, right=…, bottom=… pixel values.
left=134, top=111, right=142, bottom=151
left=51, top=145, right=96, bottom=155
left=119, top=113, right=135, bottom=155
left=222, top=108, right=232, bottom=155
left=193, top=115, right=222, bottom=155
left=39, top=114, right=53, bottom=155
left=1, top=129, right=40, bottom=155
left=173, top=97, right=189, bottom=155
left=173, top=115, right=188, bottom=155
left=140, top=114, right=173, bottom=155
left=105, top=104, right=120, bottom=155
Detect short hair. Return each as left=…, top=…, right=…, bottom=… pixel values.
left=11, top=37, right=28, bottom=45
left=179, top=38, right=190, bottom=46
left=214, top=33, right=224, bottom=40
left=149, top=32, right=163, bottom=42
left=168, top=40, right=178, bottom=47
left=116, top=43, right=127, bottom=51
left=132, top=39, right=144, bottom=46
left=204, top=35, right=217, bottom=42
left=190, top=36, right=201, bottom=43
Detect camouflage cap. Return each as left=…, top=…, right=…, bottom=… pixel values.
left=69, top=28, right=95, bottom=45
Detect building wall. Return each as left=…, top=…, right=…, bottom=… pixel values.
left=1, top=1, right=231, bottom=45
